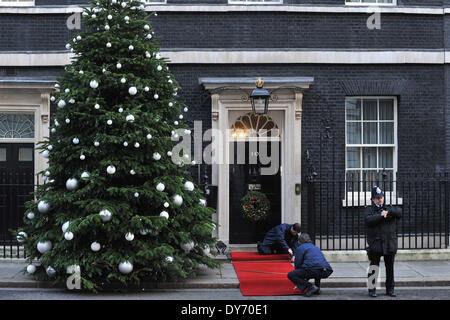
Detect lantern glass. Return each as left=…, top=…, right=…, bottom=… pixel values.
left=250, top=90, right=270, bottom=115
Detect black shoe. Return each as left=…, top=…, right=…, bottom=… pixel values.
left=305, top=285, right=319, bottom=297
left=386, top=289, right=396, bottom=297
left=368, top=289, right=377, bottom=298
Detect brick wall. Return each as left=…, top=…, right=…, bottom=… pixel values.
left=0, top=12, right=444, bottom=51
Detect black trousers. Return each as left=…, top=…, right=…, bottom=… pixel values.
left=257, top=242, right=290, bottom=255
left=367, top=252, right=395, bottom=291
left=287, top=268, right=333, bottom=291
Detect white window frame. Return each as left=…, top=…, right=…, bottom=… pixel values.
left=343, top=96, right=402, bottom=206
left=228, top=0, right=283, bottom=5
left=0, top=0, right=34, bottom=6
left=345, top=0, right=396, bottom=6
left=142, top=0, right=167, bottom=4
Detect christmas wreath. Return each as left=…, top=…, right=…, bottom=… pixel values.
left=241, top=191, right=271, bottom=222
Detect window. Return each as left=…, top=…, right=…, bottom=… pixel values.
left=0, top=113, right=35, bottom=139
left=345, top=0, right=396, bottom=5
left=18, top=147, right=33, bottom=162
left=231, top=113, right=279, bottom=138
left=345, top=97, right=400, bottom=205
left=229, top=0, right=283, bottom=4
left=0, top=0, right=34, bottom=6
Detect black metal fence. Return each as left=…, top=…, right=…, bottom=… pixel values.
left=0, top=171, right=36, bottom=259
left=305, top=173, right=450, bottom=250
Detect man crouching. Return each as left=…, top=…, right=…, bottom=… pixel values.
left=287, top=233, right=333, bottom=297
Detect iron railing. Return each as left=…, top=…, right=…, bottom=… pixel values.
left=305, top=173, right=450, bottom=251
left=0, top=171, right=36, bottom=259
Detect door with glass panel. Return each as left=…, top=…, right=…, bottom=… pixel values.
left=0, top=112, right=35, bottom=244
left=345, top=97, right=397, bottom=204
left=228, top=111, right=282, bottom=244
left=0, top=144, right=34, bottom=243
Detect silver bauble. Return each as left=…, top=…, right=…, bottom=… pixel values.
left=17, top=231, right=27, bottom=243
left=156, top=183, right=165, bottom=192
left=27, top=264, right=36, bottom=274
left=62, top=221, right=70, bottom=233
left=81, top=172, right=90, bottom=180
left=37, top=240, right=52, bottom=253
left=64, top=231, right=74, bottom=241
left=118, top=261, right=133, bottom=274
left=46, top=266, right=56, bottom=277
left=184, top=181, right=194, bottom=192
left=90, top=80, right=99, bottom=89
left=181, top=241, right=195, bottom=252
left=153, top=152, right=161, bottom=161
left=90, top=242, right=101, bottom=252
left=160, top=211, right=169, bottom=219
left=26, top=212, right=35, bottom=220
left=128, top=86, right=137, bottom=96
left=125, top=233, right=134, bottom=241
left=99, top=209, right=112, bottom=222
left=38, top=200, right=51, bottom=213
left=172, top=194, right=183, bottom=206
left=65, top=178, right=79, bottom=191
left=107, top=165, right=116, bottom=174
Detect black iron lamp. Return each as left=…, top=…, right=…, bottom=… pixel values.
left=250, top=77, right=271, bottom=115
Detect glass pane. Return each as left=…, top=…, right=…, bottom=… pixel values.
left=379, top=99, right=394, bottom=120
left=362, top=170, right=380, bottom=192
left=347, top=122, right=361, bottom=144
left=363, top=99, right=377, bottom=120
left=363, top=122, right=377, bottom=144
left=19, top=147, right=33, bottom=162
left=346, top=171, right=361, bottom=192
left=380, top=122, right=394, bottom=144
left=0, top=148, right=5, bottom=161
left=379, top=147, right=394, bottom=169
left=346, top=147, right=360, bottom=168
left=346, top=99, right=361, bottom=120
left=0, top=114, right=35, bottom=139
left=363, top=147, right=377, bottom=168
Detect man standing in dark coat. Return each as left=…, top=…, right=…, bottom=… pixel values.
left=257, top=223, right=301, bottom=256
left=365, top=186, right=402, bottom=298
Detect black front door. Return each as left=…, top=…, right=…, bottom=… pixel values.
left=229, top=141, right=281, bottom=243
left=0, top=144, right=34, bottom=243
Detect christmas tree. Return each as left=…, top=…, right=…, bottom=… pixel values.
left=15, top=0, right=218, bottom=292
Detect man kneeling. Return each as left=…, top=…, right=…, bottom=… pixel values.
left=257, top=223, right=301, bottom=256
left=287, top=233, right=333, bottom=297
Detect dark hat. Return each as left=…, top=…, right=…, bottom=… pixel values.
left=371, top=186, right=384, bottom=199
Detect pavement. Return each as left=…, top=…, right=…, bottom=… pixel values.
left=1, top=256, right=450, bottom=291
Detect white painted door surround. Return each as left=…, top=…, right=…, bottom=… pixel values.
left=199, top=77, right=313, bottom=245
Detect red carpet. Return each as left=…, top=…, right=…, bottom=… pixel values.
left=230, top=251, right=290, bottom=261
left=231, top=252, right=302, bottom=296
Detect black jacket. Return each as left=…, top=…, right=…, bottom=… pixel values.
left=364, top=203, right=402, bottom=255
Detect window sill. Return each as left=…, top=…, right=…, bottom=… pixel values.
left=0, top=2, right=34, bottom=6
left=342, top=194, right=403, bottom=207
left=345, top=3, right=396, bottom=6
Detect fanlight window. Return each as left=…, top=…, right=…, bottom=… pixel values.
left=231, top=113, right=279, bottom=138
left=0, top=113, right=35, bottom=139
